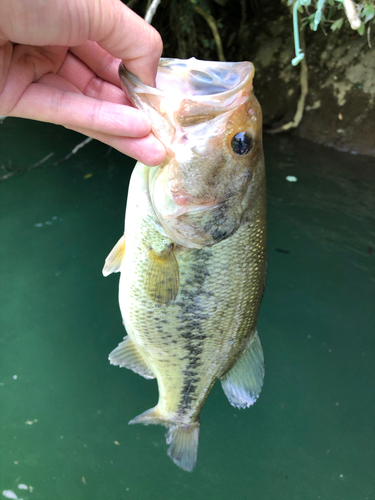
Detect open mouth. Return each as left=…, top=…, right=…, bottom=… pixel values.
left=119, top=57, right=253, bottom=106
left=119, top=58, right=254, bottom=149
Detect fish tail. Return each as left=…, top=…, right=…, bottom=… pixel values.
left=129, top=407, right=200, bottom=471
left=165, top=422, right=200, bottom=472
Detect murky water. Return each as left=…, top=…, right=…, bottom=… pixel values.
left=1, top=118, right=374, bottom=499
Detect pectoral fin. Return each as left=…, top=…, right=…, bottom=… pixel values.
left=109, top=336, right=155, bottom=379
left=145, top=244, right=179, bottom=306
left=102, top=235, right=126, bottom=276
left=220, top=331, right=264, bottom=409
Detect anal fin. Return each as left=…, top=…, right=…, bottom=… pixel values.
left=102, top=235, right=126, bottom=276
left=128, top=406, right=163, bottom=426
left=109, top=336, right=155, bottom=379
left=220, top=330, right=264, bottom=409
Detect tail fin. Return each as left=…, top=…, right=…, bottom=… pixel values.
left=129, top=407, right=200, bottom=472
left=166, top=423, right=200, bottom=472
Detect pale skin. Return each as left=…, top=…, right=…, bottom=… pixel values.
left=0, top=0, right=166, bottom=166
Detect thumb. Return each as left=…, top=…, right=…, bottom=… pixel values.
left=90, top=0, right=162, bottom=86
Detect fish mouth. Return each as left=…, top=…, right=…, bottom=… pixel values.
left=120, top=57, right=253, bottom=102
left=119, top=58, right=254, bottom=146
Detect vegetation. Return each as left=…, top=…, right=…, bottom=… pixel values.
left=294, top=0, right=375, bottom=36
left=129, top=0, right=374, bottom=62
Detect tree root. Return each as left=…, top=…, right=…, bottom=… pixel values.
left=268, top=56, right=308, bottom=134
left=193, top=5, right=226, bottom=62
left=145, top=0, right=161, bottom=24
left=0, top=152, right=55, bottom=181
left=268, top=13, right=308, bottom=134
left=0, top=135, right=97, bottom=180
left=53, top=137, right=93, bottom=166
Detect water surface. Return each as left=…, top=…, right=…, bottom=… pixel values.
left=1, top=118, right=374, bottom=499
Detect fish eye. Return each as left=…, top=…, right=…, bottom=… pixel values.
left=231, top=132, right=253, bottom=155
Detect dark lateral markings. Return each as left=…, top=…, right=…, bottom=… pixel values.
left=177, top=249, right=212, bottom=415
left=275, top=248, right=291, bottom=254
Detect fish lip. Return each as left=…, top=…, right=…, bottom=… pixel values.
left=119, top=64, right=164, bottom=97
left=119, top=57, right=254, bottom=103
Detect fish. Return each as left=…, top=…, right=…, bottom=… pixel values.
left=103, top=57, right=266, bottom=472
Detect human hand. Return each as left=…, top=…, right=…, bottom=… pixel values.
left=0, top=0, right=166, bottom=166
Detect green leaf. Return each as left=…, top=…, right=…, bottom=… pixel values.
left=331, top=17, right=344, bottom=31
left=363, top=4, right=375, bottom=23
left=357, top=22, right=365, bottom=35
left=302, top=13, right=315, bottom=27
left=357, top=22, right=365, bottom=36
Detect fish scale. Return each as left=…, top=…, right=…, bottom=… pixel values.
left=104, top=57, right=267, bottom=472
left=119, top=162, right=266, bottom=425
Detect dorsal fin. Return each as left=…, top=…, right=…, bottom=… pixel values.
left=102, top=235, right=126, bottom=276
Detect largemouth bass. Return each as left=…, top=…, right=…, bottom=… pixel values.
left=103, top=58, right=266, bottom=472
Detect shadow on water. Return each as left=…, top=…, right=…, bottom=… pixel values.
left=0, top=118, right=374, bottom=500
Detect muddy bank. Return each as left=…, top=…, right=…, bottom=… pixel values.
left=249, top=12, right=375, bottom=157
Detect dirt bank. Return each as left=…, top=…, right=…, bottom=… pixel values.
left=249, top=12, right=375, bottom=157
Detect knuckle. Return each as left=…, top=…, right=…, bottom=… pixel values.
left=84, top=76, right=105, bottom=99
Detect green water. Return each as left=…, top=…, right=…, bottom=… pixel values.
left=1, top=118, right=374, bottom=500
